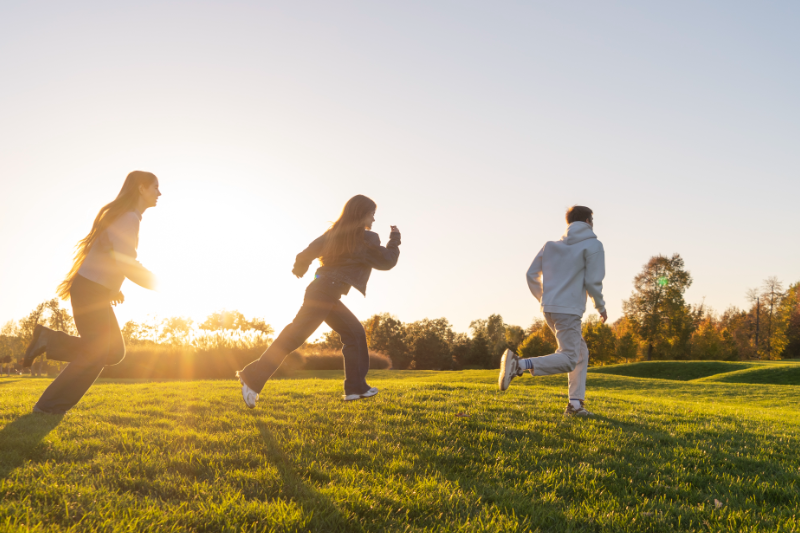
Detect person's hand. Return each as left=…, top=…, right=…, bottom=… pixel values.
left=600, top=310, right=608, bottom=324
left=111, top=292, right=125, bottom=306
left=390, top=225, right=399, bottom=233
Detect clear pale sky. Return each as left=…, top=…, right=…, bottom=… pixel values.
left=2, top=2, right=798, bottom=337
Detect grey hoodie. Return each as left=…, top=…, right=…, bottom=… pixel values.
left=526, top=221, right=606, bottom=316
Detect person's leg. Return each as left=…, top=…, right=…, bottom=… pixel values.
left=567, top=336, right=589, bottom=403
left=324, top=301, right=370, bottom=396
left=34, top=279, right=119, bottom=414
left=40, top=278, right=124, bottom=364
left=238, top=279, right=343, bottom=393
left=518, top=313, right=582, bottom=376
left=45, top=329, right=86, bottom=363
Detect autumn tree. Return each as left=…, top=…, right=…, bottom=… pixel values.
left=745, top=287, right=762, bottom=356
left=504, top=325, right=525, bottom=352
left=200, top=310, right=274, bottom=336
left=0, top=321, right=24, bottom=362
left=717, top=307, right=753, bottom=360
left=517, top=319, right=557, bottom=359
left=623, top=253, right=693, bottom=360
left=44, top=299, right=77, bottom=335
left=582, top=315, right=616, bottom=364
left=450, top=332, right=472, bottom=370
left=760, top=277, right=785, bottom=359
left=159, top=317, right=194, bottom=345
left=121, top=320, right=159, bottom=345
left=688, top=310, right=738, bottom=360
left=17, top=302, right=46, bottom=341
left=404, top=318, right=454, bottom=370
left=466, top=330, right=491, bottom=368
left=363, top=313, right=409, bottom=368
left=469, top=314, right=508, bottom=368
left=779, top=282, right=800, bottom=358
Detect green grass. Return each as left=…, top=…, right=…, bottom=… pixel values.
left=698, top=364, right=800, bottom=385
left=588, top=361, right=758, bottom=381
left=1, top=369, right=799, bottom=532
left=590, top=360, right=800, bottom=385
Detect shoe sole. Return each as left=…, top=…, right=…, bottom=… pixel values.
left=23, top=325, right=45, bottom=368
left=498, top=350, right=516, bottom=391
left=342, top=388, right=379, bottom=401
left=564, top=410, right=594, bottom=418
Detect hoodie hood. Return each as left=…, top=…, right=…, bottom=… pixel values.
left=560, top=222, right=596, bottom=245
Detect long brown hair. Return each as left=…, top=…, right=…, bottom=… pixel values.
left=56, top=171, right=157, bottom=300
left=320, top=195, right=377, bottom=265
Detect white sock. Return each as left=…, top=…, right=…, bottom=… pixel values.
left=570, top=399, right=582, bottom=409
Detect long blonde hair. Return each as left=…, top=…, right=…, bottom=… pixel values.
left=56, top=171, right=157, bottom=300
left=320, top=195, right=376, bottom=265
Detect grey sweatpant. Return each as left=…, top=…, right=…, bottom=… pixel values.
left=524, top=312, right=588, bottom=400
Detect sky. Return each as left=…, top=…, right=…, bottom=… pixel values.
left=1, top=1, right=799, bottom=338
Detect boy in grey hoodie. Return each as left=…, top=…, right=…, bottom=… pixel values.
left=498, top=206, right=606, bottom=417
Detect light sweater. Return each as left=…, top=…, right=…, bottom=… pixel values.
left=77, top=210, right=156, bottom=293
left=526, top=222, right=606, bottom=316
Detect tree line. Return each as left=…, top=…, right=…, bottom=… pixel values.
left=2, top=254, right=799, bottom=373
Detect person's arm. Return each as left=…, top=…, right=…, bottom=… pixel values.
left=526, top=246, right=544, bottom=302
left=364, top=228, right=401, bottom=270
left=108, top=213, right=157, bottom=290
left=292, top=235, right=326, bottom=278
left=585, top=245, right=606, bottom=318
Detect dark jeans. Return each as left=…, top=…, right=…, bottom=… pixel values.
left=238, top=277, right=370, bottom=395
left=35, top=275, right=125, bottom=414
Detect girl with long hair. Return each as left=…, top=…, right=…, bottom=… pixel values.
left=24, top=171, right=161, bottom=414
left=236, top=194, right=401, bottom=407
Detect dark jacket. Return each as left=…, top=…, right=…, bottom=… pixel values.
left=292, top=230, right=401, bottom=295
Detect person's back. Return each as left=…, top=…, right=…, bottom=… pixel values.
left=527, top=220, right=606, bottom=318
left=498, top=205, right=607, bottom=418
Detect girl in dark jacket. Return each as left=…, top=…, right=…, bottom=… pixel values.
left=236, top=194, right=401, bottom=407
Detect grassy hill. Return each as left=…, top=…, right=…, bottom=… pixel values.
left=589, top=360, right=800, bottom=385
left=588, top=361, right=758, bottom=381
left=1, top=369, right=799, bottom=532
left=697, top=364, right=800, bottom=385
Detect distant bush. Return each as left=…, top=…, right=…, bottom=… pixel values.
left=99, top=345, right=290, bottom=380
left=98, top=346, right=391, bottom=379
left=302, top=351, right=392, bottom=371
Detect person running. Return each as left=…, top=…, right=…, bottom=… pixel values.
left=498, top=205, right=606, bottom=418
left=23, top=171, right=160, bottom=414
left=236, top=194, right=401, bottom=408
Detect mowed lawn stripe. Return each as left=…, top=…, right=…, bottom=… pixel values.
left=1, top=371, right=798, bottom=532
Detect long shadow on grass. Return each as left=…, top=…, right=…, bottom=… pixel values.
left=0, top=413, right=63, bottom=480
left=256, top=421, right=360, bottom=532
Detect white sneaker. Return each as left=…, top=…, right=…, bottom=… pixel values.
left=342, top=387, right=379, bottom=401
left=498, top=349, right=523, bottom=391
left=237, top=373, right=258, bottom=409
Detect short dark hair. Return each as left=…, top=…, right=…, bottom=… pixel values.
left=566, top=205, right=593, bottom=224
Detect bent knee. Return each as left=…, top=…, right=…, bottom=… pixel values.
left=339, top=326, right=367, bottom=347
left=558, top=349, right=581, bottom=371
left=106, top=345, right=126, bottom=366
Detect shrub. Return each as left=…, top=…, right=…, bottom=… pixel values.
left=301, top=351, right=392, bottom=371
left=97, top=346, right=391, bottom=379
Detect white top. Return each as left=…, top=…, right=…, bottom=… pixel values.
left=77, top=210, right=156, bottom=292
left=526, top=222, right=606, bottom=316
